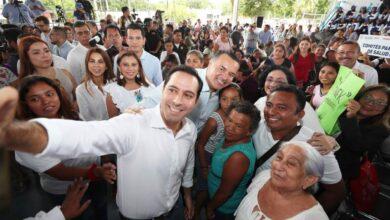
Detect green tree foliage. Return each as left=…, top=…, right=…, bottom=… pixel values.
left=271, top=0, right=295, bottom=17
left=239, top=0, right=272, bottom=17
left=238, top=0, right=330, bottom=18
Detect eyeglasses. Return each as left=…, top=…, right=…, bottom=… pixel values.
left=265, top=78, right=288, bottom=85
left=336, top=51, right=356, bottom=56
left=361, top=95, right=388, bottom=109
left=76, top=30, right=90, bottom=36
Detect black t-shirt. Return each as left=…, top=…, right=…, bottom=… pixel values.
left=145, top=30, right=161, bottom=53
left=231, top=31, right=243, bottom=46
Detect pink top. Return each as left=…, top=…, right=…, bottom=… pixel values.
left=311, top=85, right=327, bottom=109
left=214, top=36, right=233, bottom=52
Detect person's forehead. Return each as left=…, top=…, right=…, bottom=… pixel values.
left=268, top=91, right=297, bottom=104
left=127, top=29, right=143, bottom=37
left=107, top=28, right=120, bottom=34
left=75, top=25, right=89, bottom=32
left=167, top=71, right=198, bottom=92
left=281, top=145, right=305, bottom=160
left=337, top=44, right=357, bottom=52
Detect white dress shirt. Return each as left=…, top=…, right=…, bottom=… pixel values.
left=135, top=68, right=220, bottom=132
left=66, top=44, right=88, bottom=84
left=24, top=206, right=65, bottom=220
left=67, top=44, right=105, bottom=84
left=76, top=80, right=109, bottom=121
left=353, top=61, right=378, bottom=87
left=113, top=50, right=163, bottom=86
left=254, top=97, right=324, bottom=133
left=41, top=32, right=54, bottom=52
left=34, top=105, right=197, bottom=219
left=252, top=120, right=342, bottom=185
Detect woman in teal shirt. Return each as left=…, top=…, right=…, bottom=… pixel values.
left=207, top=101, right=261, bottom=220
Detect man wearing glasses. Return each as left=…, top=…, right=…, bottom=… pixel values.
left=66, top=21, right=105, bottom=84
left=335, top=41, right=378, bottom=86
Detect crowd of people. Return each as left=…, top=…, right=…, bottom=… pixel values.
left=0, top=1, right=389, bottom=220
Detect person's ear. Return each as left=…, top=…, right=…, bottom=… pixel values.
left=297, top=109, right=305, bottom=119
left=302, top=175, right=319, bottom=190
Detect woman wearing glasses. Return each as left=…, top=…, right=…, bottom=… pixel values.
left=335, top=85, right=389, bottom=180
left=254, top=65, right=324, bottom=132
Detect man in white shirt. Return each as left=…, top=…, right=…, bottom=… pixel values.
left=51, top=26, right=75, bottom=60
left=335, top=41, right=378, bottom=86
left=113, top=23, right=163, bottom=86
left=137, top=52, right=240, bottom=131
left=252, top=85, right=345, bottom=215
left=67, top=21, right=104, bottom=84
left=0, top=66, right=203, bottom=220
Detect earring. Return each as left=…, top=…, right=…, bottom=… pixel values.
left=136, top=73, right=140, bottom=79
left=120, top=74, right=124, bottom=79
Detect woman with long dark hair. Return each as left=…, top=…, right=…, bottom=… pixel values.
left=335, top=85, right=390, bottom=180
left=76, top=48, right=115, bottom=121
left=288, top=37, right=315, bottom=88
left=15, top=75, right=115, bottom=220
left=18, top=36, right=77, bottom=101
left=105, top=51, right=154, bottom=117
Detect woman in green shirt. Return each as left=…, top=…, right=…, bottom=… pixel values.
left=207, top=101, right=261, bottom=220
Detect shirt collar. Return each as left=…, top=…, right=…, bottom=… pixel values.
left=140, top=49, right=146, bottom=61
left=149, top=104, right=191, bottom=134
left=353, top=61, right=360, bottom=69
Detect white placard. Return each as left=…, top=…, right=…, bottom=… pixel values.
left=357, top=34, right=390, bottom=58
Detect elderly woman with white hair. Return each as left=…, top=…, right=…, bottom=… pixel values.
left=235, top=141, right=329, bottom=220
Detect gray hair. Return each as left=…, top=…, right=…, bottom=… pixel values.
left=280, top=140, right=324, bottom=179
left=186, top=50, right=204, bottom=62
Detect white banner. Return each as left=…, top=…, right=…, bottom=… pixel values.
left=358, top=35, right=390, bottom=58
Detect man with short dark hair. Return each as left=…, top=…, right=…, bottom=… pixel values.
left=173, top=29, right=188, bottom=64
left=118, top=6, right=132, bottom=30
left=67, top=21, right=104, bottom=83
left=252, top=85, right=345, bottom=215
left=137, top=52, right=240, bottom=131
left=113, top=23, right=163, bottom=86
left=2, top=28, right=23, bottom=76
left=0, top=66, right=203, bottom=220
left=145, top=20, right=162, bottom=58
left=335, top=41, right=378, bottom=86
left=35, top=15, right=53, bottom=50
left=51, top=27, right=75, bottom=60
left=258, top=24, right=273, bottom=45
left=104, top=24, right=126, bottom=64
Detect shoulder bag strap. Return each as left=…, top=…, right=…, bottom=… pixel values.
left=255, top=125, right=302, bottom=169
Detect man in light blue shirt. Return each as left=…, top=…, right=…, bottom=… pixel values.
left=136, top=52, right=240, bottom=131
left=258, top=24, right=273, bottom=45
left=113, top=23, right=163, bottom=86
left=25, top=0, right=46, bottom=17
left=51, top=27, right=75, bottom=60
left=2, top=0, right=35, bottom=25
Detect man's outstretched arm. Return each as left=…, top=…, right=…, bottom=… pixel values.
left=0, top=87, right=48, bottom=154
left=0, top=87, right=136, bottom=158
